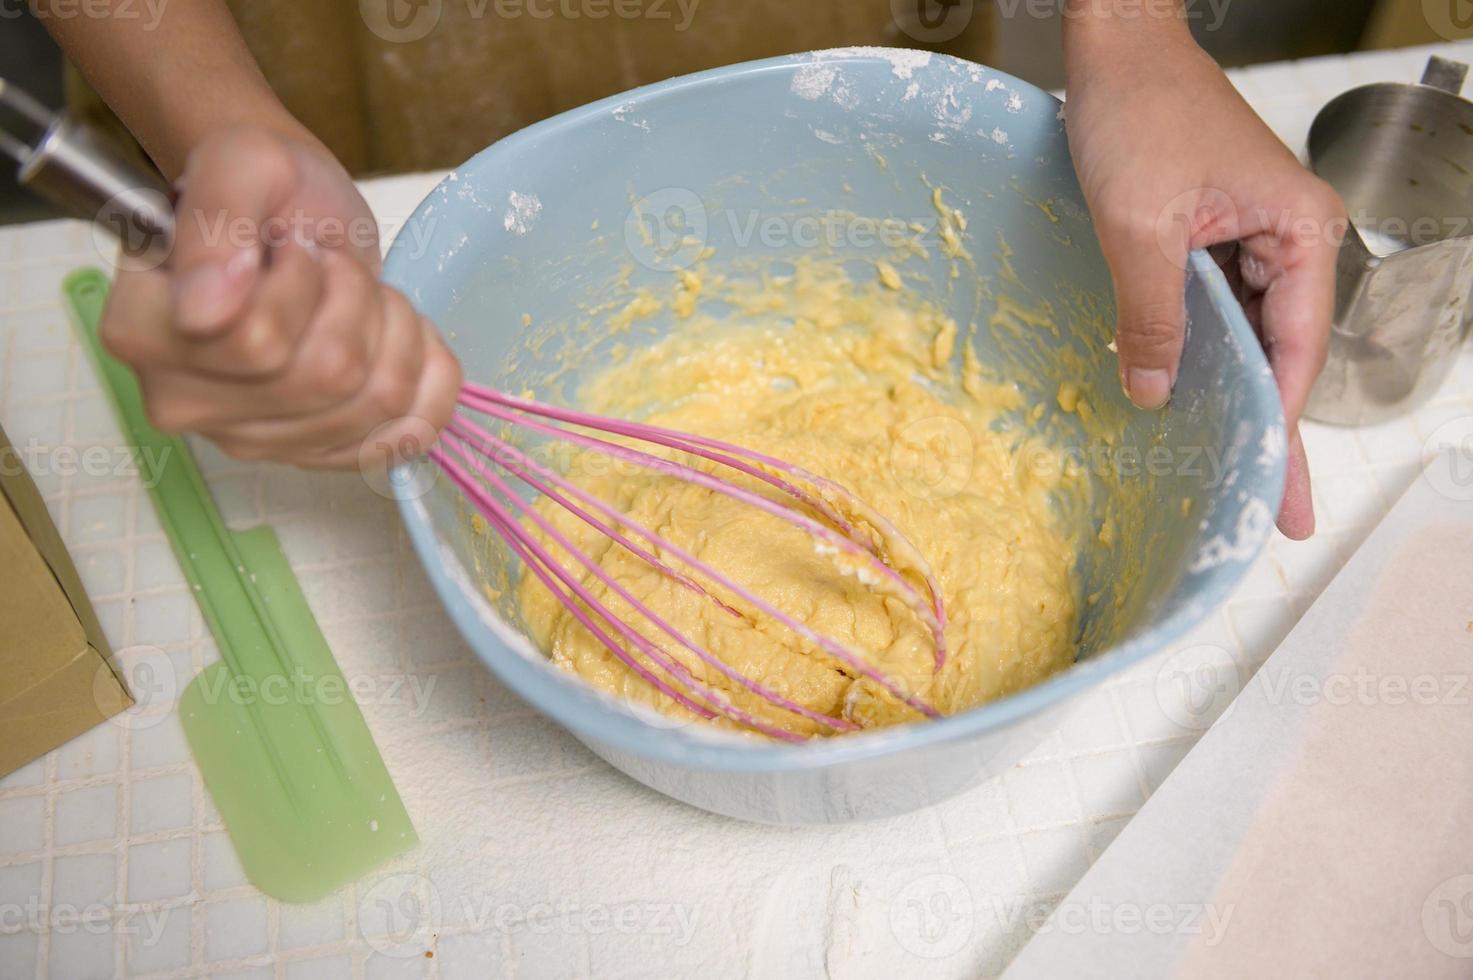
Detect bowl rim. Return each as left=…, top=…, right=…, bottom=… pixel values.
left=387, top=48, right=1287, bottom=772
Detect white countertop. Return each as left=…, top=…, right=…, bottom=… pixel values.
left=2, top=40, right=1473, bottom=980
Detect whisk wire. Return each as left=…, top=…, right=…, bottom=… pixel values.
left=435, top=441, right=783, bottom=736
left=459, top=386, right=947, bottom=667
left=463, top=385, right=947, bottom=658
left=437, top=388, right=949, bottom=736
left=439, top=429, right=862, bottom=735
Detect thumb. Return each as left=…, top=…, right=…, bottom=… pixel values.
left=170, top=130, right=298, bottom=336
left=1100, top=206, right=1192, bottom=410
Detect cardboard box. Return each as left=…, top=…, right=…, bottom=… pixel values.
left=0, top=425, right=131, bottom=778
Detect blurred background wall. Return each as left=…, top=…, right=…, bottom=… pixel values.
left=2, top=0, right=1470, bottom=224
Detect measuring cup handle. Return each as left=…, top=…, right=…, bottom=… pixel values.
left=1421, top=56, right=1469, bottom=96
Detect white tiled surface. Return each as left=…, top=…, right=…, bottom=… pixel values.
left=3, top=41, right=1473, bottom=980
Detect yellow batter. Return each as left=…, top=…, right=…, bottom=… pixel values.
left=513, top=260, right=1084, bottom=738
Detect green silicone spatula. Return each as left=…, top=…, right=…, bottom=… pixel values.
left=65, top=268, right=416, bottom=903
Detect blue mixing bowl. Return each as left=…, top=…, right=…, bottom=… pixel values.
left=384, top=49, right=1286, bottom=823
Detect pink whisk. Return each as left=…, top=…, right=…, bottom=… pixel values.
left=428, top=384, right=949, bottom=742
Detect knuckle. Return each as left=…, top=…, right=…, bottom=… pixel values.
left=98, top=315, right=139, bottom=363
left=312, top=332, right=370, bottom=401
left=142, top=393, right=190, bottom=435
left=236, top=313, right=294, bottom=375
left=428, top=345, right=464, bottom=431
left=381, top=285, right=414, bottom=324
left=365, top=359, right=418, bottom=418
left=1300, top=178, right=1345, bottom=221
left=1119, top=309, right=1183, bottom=357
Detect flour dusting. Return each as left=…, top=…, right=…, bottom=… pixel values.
left=933, top=86, right=973, bottom=128
left=612, top=101, right=652, bottom=132
left=806, top=47, right=932, bottom=80
left=792, top=63, right=839, bottom=101
left=1190, top=499, right=1274, bottom=572
left=503, top=191, right=542, bottom=236
left=1258, top=424, right=1286, bottom=466
left=791, top=48, right=934, bottom=105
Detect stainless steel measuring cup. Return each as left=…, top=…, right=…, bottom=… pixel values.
left=1304, top=56, right=1473, bottom=426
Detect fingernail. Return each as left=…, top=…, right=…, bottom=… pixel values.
left=174, top=266, right=231, bottom=332
left=174, top=251, right=256, bottom=333
left=223, top=248, right=259, bottom=278
left=1125, top=367, right=1173, bottom=409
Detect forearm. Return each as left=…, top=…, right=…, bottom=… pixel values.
left=1062, top=1, right=1202, bottom=88
left=35, top=0, right=311, bottom=178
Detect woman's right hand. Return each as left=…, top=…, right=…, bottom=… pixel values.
left=100, top=126, right=462, bottom=469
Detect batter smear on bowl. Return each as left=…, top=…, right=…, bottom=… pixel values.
left=514, top=259, right=1086, bottom=738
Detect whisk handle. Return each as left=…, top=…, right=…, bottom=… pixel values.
left=25, top=117, right=176, bottom=262
left=2, top=78, right=175, bottom=263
